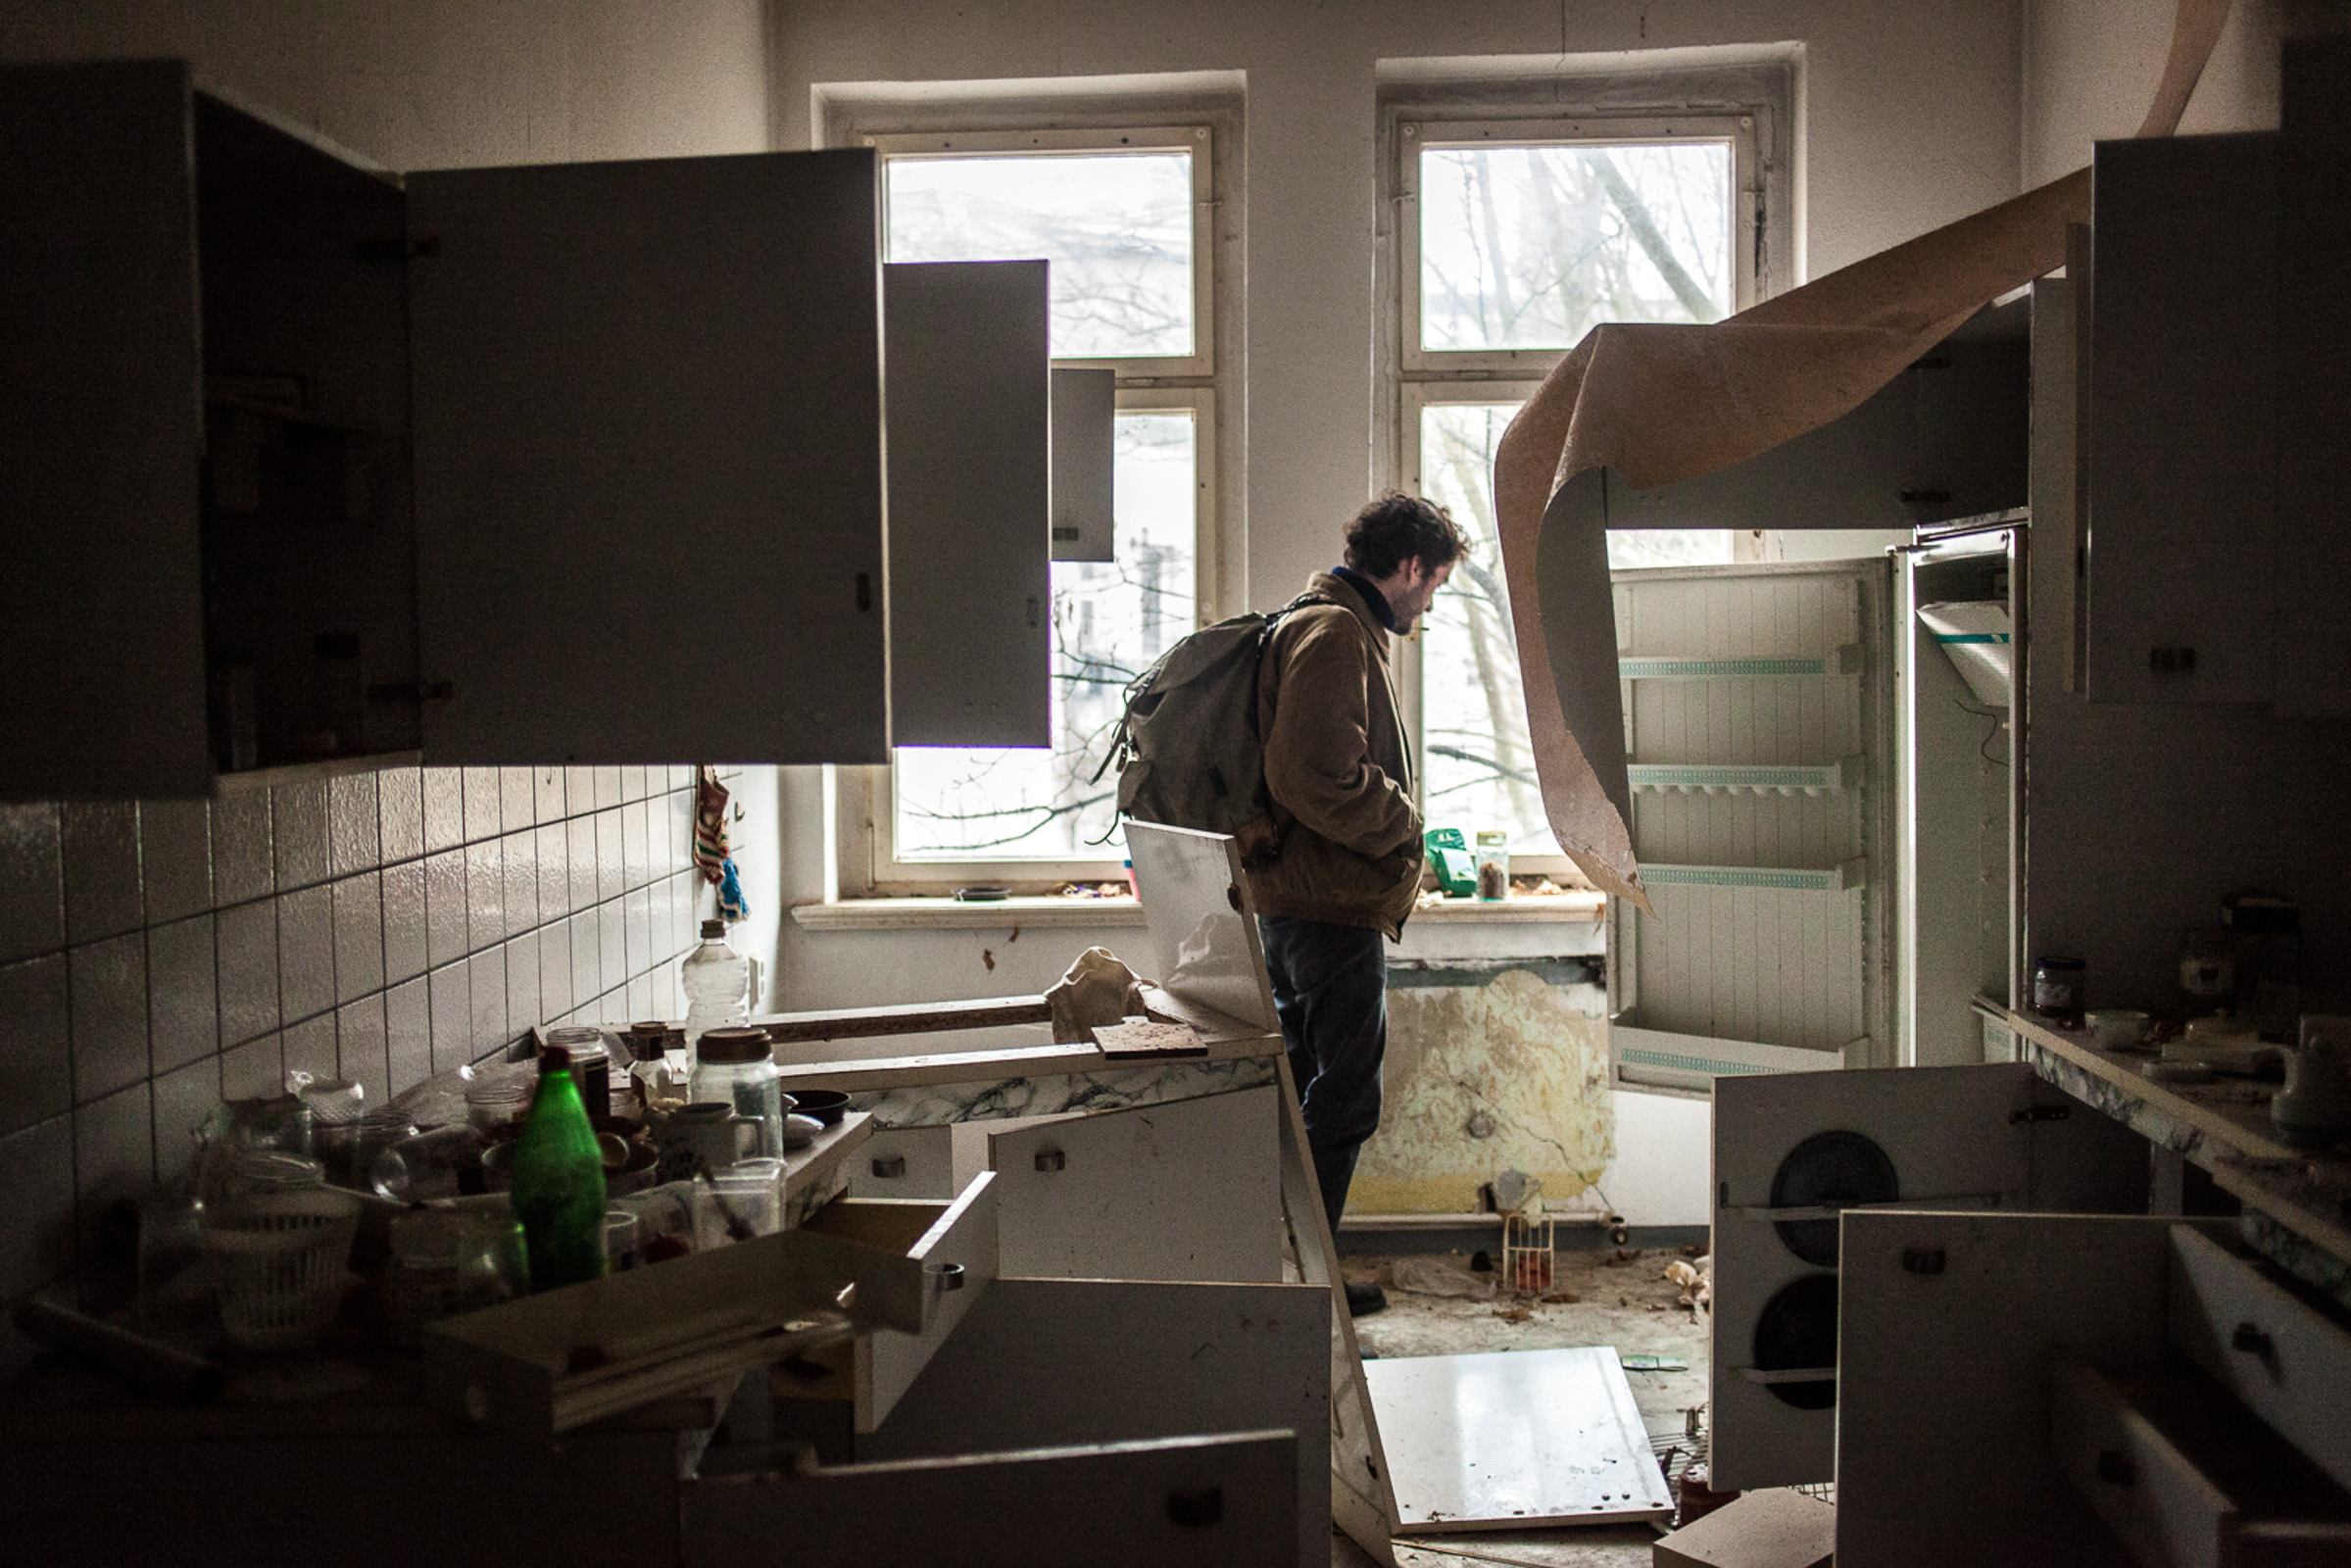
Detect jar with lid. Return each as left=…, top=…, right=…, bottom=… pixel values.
left=690, top=1027, right=787, bottom=1161
left=1473, top=830, right=1511, bottom=901
left=2032, top=955, right=2086, bottom=1030
left=543, top=1026, right=613, bottom=1117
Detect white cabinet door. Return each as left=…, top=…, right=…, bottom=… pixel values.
left=988, top=1087, right=1284, bottom=1284
left=883, top=261, right=1050, bottom=748
left=0, top=61, right=210, bottom=799
left=1607, top=562, right=1892, bottom=1089
left=407, top=150, right=887, bottom=764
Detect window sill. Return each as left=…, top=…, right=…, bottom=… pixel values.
left=791, top=890, right=1606, bottom=933
left=791, top=896, right=1148, bottom=932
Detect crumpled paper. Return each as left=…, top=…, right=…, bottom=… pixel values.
left=1491, top=0, right=2233, bottom=907
left=1046, top=946, right=1149, bottom=1044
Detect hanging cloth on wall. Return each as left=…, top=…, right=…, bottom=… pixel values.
left=693, top=766, right=730, bottom=883
left=1492, top=0, right=2236, bottom=909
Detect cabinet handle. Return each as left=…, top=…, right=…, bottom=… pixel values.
left=2231, top=1321, right=2275, bottom=1360
left=870, top=1154, right=906, bottom=1179
left=1035, top=1149, right=1066, bottom=1173
left=1026, top=595, right=1040, bottom=629
left=930, top=1262, right=966, bottom=1293
left=857, top=572, right=873, bottom=612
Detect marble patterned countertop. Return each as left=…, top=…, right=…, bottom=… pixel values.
left=1979, top=998, right=2351, bottom=1305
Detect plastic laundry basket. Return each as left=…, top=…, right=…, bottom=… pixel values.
left=203, top=1187, right=363, bottom=1350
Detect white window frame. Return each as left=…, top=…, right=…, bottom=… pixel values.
left=1395, top=106, right=1772, bottom=873
left=840, top=125, right=1224, bottom=895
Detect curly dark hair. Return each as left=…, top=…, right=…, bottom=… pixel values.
left=1343, top=492, right=1471, bottom=579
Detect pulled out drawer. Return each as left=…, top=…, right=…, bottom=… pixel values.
left=783, top=1172, right=999, bottom=1432
left=2053, top=1358, right=2351, bottom=1568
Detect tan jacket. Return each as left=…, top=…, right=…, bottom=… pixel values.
left=1245, top=572, right=1424, bottom=938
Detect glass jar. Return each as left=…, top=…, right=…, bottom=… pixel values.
left=543, top=1026, right=613, bottom=1117
left=690, top=1027, right=786, bottom=1161
left=1473, top=830, right=1511, bottom=902
left=2032, top=955, right=2086, bottom=1030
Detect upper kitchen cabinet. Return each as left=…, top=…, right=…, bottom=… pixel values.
left=2084, top=133, right=2278, bottom=706
left=406, top=150, right=887, bottom=765
left=1, top=61, right=416, bottom=798
left=883, top=261, right=1051, bottom=750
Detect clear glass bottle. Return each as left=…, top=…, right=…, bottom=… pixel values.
left=680, top=918, right=749, bottom=1049
left=1473, top=829, right=1511, bottom=901
left=690, top=1026, right=785, bottom=1161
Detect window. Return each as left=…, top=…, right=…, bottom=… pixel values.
left=1398, top=115, right=1764, bottom=860
left=863, top=127, right=1219, bottom=886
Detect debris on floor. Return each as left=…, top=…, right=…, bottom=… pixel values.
left=1665, top=1255, right=1712, bottom=1314
left=1388, top=1255, right=1499, bottom=1300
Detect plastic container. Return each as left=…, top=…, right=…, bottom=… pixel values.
left=680, top=919, right=749, bottom=1048
left=691, top=1027, right=786, bottom=1161
left=204, top=1187, right=363, bottom=1350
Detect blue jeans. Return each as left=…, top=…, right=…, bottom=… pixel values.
left=1258, top=916, right=1388, bottom=1237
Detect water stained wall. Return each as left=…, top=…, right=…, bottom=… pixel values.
left=1350, top=966, right=1615, bottom=1214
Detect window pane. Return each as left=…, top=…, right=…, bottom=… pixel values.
left=885, top=152, right=1195, bottom=359
left=1417, top=403, right=1557, bottom=854
left=1420, top=141, right=1733, bottom=353
left=895, top=412, right=1198, bottom=860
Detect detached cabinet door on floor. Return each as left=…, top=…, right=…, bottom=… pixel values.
left=406, top=150, right=887, bottom=765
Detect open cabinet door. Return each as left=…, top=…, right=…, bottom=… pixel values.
left=1607, top=561, right=1894, bottom=1091
left=406, top=149, right=887, bottom=765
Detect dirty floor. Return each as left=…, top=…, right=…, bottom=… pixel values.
left=1332, top=1246, right=1711, bottom=1568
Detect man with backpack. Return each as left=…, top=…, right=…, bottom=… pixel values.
left=1249, top=494, right=1466, bottom=1318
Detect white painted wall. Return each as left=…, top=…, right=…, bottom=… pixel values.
left=0, top=0, right=770, bottom=169
left=2023, top=0, right=2285, bottom=187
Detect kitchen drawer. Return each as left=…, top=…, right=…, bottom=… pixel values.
left=2053, top=1358, right=2351, bottom=1568
left=845, top=1125, right=956, bottom=1200
left=2167, top=1226, right=2351, bottom=1494
left=790, top=1172, right=999, bottom=1433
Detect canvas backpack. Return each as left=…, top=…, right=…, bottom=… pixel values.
left=1098, top=591, right=1334, bottom=866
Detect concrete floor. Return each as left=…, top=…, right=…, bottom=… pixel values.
left=1331, top=1246, right=1712, bottom=1567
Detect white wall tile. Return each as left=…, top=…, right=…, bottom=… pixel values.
left=215, top=899, right=279, bottom=1046
left=504, top=931, right=539, bottom=1038
left=381, top=858, right=427, bottom=986
left=210, top=790, right=273, bottom=906
left=593, top=766, right=622, bottom=811
left=378, top=765, right=425, bottom=863
left=421, top=766, right=465, bottom=855
left=0, top=804, right=64, bottom=964
left=596, top=808, right=625, bottom=902
left=621, top=765, right=648, bottom=805
left=501, top=829, right=537, bottom=939
left=332, top=871, right=384, bottom=1004
left=427, top=963, right=470, bottom=1075
left=423, top=850, right=467, bottom=971
left=62, top=802, right=142, bottom=945
left=151, top=1055, right=220, bottom=1182
left=73, top=1080, right=152, bottom=1262
left=146, top=915, right=217, bottom=1075
left=139, top=798, right=212, bottom=924
left=534, top=823, right=568, bottom=922
left=568, top=915, right=600, bottom=1021
left=650, top=963, right=679, bottom=1022
left=69, top=934, right=147, bottom=1105
left=467, top=947, right=507, bottom=1056
left=327, top=771, right=379, bottom=878
left=622, top=799, right=650, bottom=890
left=282, top=1012, right=337, bottom=1086
left=623, top=886, right=653, bottom=979
left=566, top=816, right=598, bottom=912
left=271, top=778, right=329, bottom=890
left=465, top=839, right=504, bottom=953
left=565, top=767, right=596, bottom=819
left=533, top=766, right=565, bottom=825
left=220, top=1034, right=283, bottom=1099
left=599, top=900, right=627, bottom=996
left=668, top=788, right=695, bottom=869
left=336, top=993, right=389, bottom=1102
left=539, top=923, right=573, bottom=1021
left=463, top=768, right=503, bottom=845
left=385, top=977, right=430, bottom=1093
left=500, top=766, right=535, bottom=835
left=275, top=885, right=335, bottom=1024
left=0, top=956, right=70, bottom=1137
left=0, top=1117, right=74, bottom=1303
left=625, top=975, right=651, bottom=1021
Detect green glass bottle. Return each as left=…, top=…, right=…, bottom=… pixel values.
left=509, top=1046, right=609, bottom=1291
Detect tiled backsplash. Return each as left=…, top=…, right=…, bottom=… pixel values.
left=0, top=762, right=721, bottom=1335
